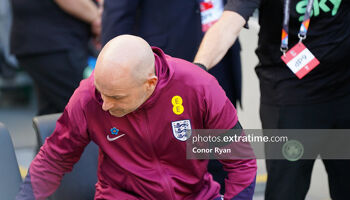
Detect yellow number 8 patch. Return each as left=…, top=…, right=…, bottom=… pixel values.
left=172, top=96, right=184, bottom=115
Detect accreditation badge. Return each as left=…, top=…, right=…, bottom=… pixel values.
left=200, top=0, right=224, bottom=32
left=281, top=42, right=320, bottom=79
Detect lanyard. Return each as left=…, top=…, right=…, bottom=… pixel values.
left=281, top=0, right=314, bottom=55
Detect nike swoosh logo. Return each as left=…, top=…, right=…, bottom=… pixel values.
left=107, top=134, right=125, bottom=142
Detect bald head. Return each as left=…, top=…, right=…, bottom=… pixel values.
left=95, top=35, right=155, bottom=88
left=94, top=35, right=158, bottom=117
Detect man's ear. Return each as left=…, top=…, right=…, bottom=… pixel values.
left=146, top=75, right=158, bottom=90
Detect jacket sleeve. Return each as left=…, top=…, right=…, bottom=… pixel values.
left=220, top=159, right=256, bottom=200
left=203, top=77, right=257, bottom=200
left=224, top=0, right=261, bottom=22
left=101, top=0, right=140, bottom=45
left=16, top=92, right=91, bottom=200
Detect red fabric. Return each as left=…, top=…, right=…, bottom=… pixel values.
left=28, top=47, right=256, bottom=200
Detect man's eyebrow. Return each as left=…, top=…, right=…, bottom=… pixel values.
left=95, top=85, right=127, bottom=98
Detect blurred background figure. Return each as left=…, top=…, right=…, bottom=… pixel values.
left=102, top=0, right=242, bottom=194
left=0, top=0, right=32, bottom=108
left=0, top=0, right=17, bottom=79
left=10, top=0, right=102, bottom=115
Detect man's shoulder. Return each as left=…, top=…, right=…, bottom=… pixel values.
left=166, top=56, right=230, bottom=104
left=68, top=75, right=97, bottom=110
left=166, top=56, right=218, bottom=89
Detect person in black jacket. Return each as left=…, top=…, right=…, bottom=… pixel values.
left=194, top=0, right=350, bottom=199
left=11, top=0, right=101, bottom=115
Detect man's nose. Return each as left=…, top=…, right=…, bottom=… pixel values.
left=102, top=100, right=113, bottom=111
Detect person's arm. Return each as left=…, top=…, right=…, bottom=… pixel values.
left=206, top=103, right=256, bottom=200
left=194, top=11, right=245, bottom=70
left=54, top=0, right=99, bottom=24
left=202, top=76, right=257, bottom=200
left=219, top=122, right=257, bottom=200
left=16, top=91, right=91, bottom=200
left=101, top=0, right=140, bottom=46
left=220, top=159, right=256, bottom=200
left=194, top=0, right=261, bottom=70
left=54, top=0, right=101, bottom=37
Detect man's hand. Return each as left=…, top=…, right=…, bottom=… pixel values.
left=91, top=2, right=102, bottom=49
left=91, top=17, right=101, bottom=37
left=91, top=2, right=102, bottom=36
left=91, top=17, right=102, bottom=50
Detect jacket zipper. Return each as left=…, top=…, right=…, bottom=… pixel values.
left=143, top=109, right=175, bottom=200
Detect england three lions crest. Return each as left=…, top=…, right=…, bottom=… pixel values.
left=171, top=120, right=192, bottom=141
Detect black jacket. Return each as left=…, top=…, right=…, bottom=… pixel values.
left=10, top=0, right=91, bottom=55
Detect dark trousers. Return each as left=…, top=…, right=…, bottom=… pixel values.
left=18, top=49, right=87, bottom=115
left=261, top=94, right=350, bottom=200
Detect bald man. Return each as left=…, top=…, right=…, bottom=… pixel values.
left=16, top=35, right=256, bottom=200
